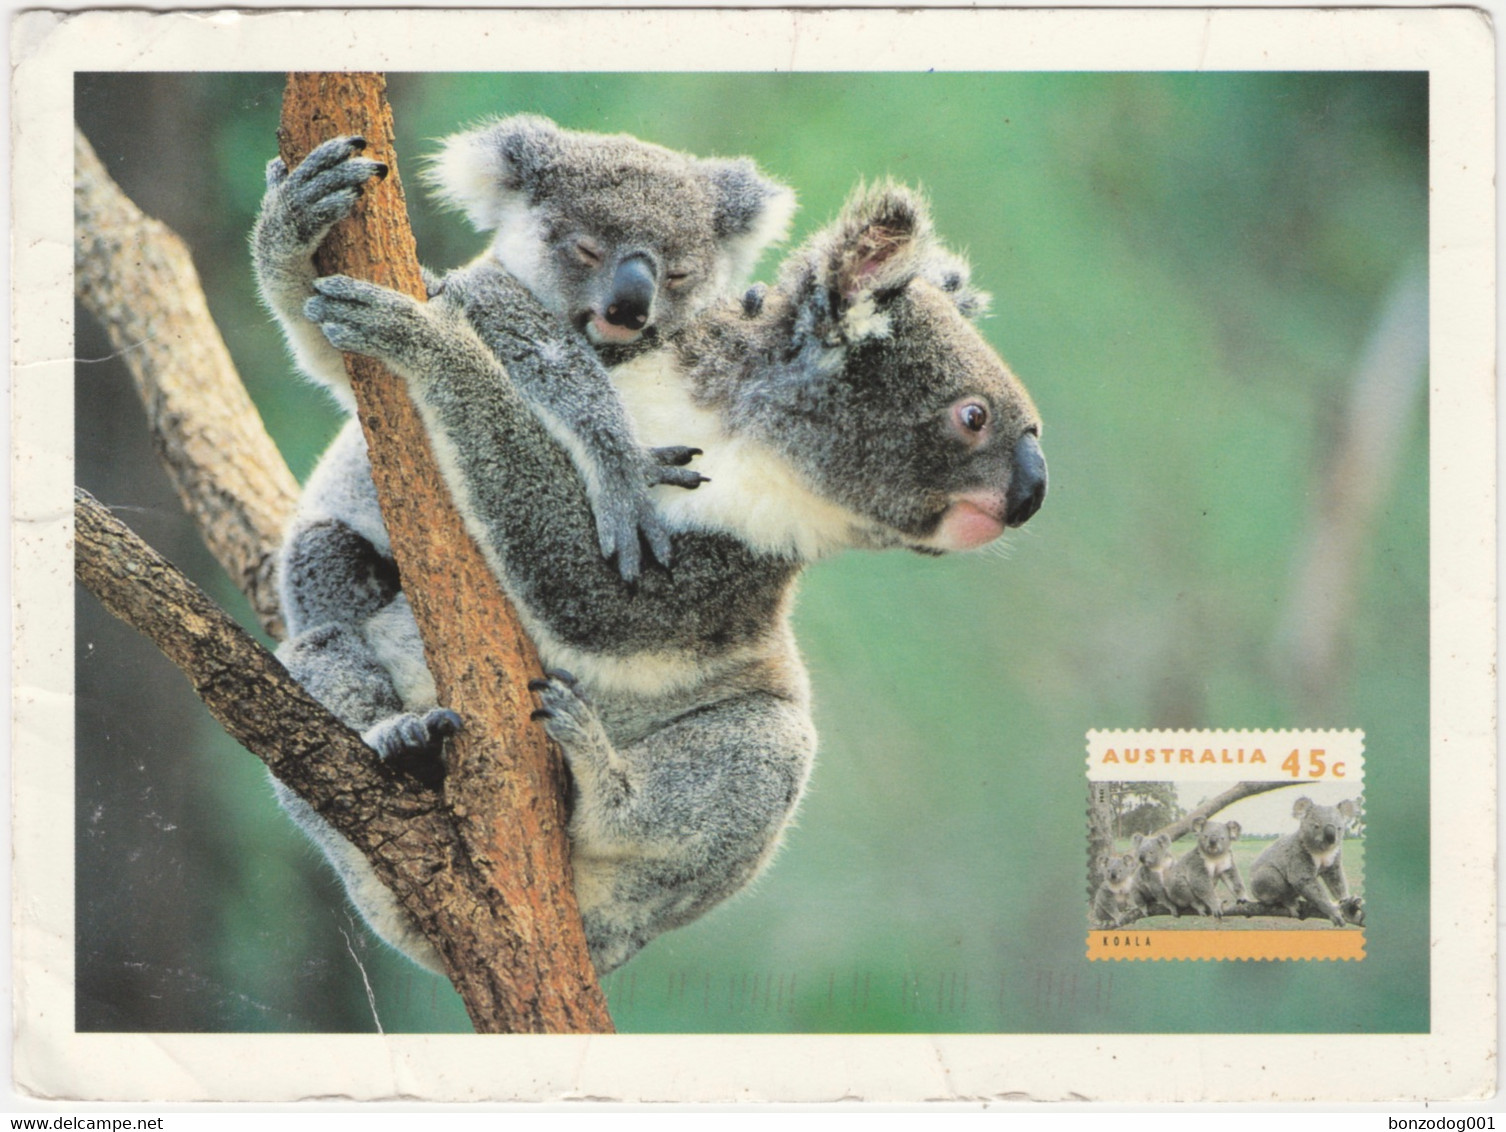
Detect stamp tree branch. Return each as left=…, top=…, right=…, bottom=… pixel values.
left=72, top=75, right=613, bottom=1034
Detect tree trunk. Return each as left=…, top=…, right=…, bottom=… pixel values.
left=276, top=72, right=611, bottom=1034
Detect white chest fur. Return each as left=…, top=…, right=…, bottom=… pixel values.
left=610, top=351, right=870, bottom=561
left=1308, top=844, right=1342, bottom=870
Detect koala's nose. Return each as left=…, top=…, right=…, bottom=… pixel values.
left=604, top=254, right=656, bottom=331
left=1005, top=431, right=1047, bottom=527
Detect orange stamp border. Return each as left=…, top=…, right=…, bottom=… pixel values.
left=1086, top=729, right=1366, bottom=962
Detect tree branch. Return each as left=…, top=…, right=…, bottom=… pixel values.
left=1152, top=780, right=1297, bottom=844
left=276, top=72, right=611, bottom=1033
left=73, top=487, right=637, bottom=997
left=74, top=128, right=298, bottom=638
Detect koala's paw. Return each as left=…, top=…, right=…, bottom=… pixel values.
left=1338, top=896, right=1365, bottom=927
left=585, top=467, right=676, bottom=582
left=649, top=446, right=710, bottom=491
left=261, top=135, right=387, bottom=254
left=527, top=670, right=611, bottom=758
left=306, top=275, right=436, bottom=363
left=362, top=708, right=462, bottom=788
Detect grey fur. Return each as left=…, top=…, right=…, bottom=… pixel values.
left=256, top=124, right=796, bottom=581
left=278, top=161, right=1046, bottom=974
left=1249, top=796, right=1362, bottom=926
left=1092, top=852, right=1143, bottom=929
left=1165, top=817, right=1246, bottom=920
left=1131, top=831, right=1174, bottom=914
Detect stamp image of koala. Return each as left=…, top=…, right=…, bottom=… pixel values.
left=1164, top=817, right=1246, bottom=920
left=1086, top=731, right=1366, bottom=960
left=1092, top=852, right=1143, bottom=928
left=1250, top=796, right=1365, bottom=926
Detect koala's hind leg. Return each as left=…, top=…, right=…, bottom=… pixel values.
left=277, top=614, right=452, bottom=774
left=527, top=672, right=815, bottom=975
left=280, top=518, right=401, bottom=637
left=278, top=622, right=406, bottom=734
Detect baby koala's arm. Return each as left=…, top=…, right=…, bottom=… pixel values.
left=447, top=260, right=706, bottom=581
left=300, top=269, right=618, bottom=588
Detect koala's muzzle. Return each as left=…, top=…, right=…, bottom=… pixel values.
left=604, top=253, right=656, bottom=332
left=1312, top=821, right=1341, bottom=849
left=1004, top=432, right=1048, bottom=528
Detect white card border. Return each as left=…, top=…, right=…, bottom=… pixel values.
left=11, top=6, right=1496, bottom=1104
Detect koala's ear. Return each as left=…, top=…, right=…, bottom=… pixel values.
left=1338, top=799, right=1359, bottom=820
left=781, top=182, right=931, bottom=313
left=423, top=114, right=562, bottom=232
left=1131, top=832, right=1146, bottom=848
left=1226, top=821, right=1241, bottom=840
left=1292, top=797, right=1314, bottom=818
left=700, top=157, right=797, bottom=283
left=1190, top=816, right=1207, bottom=832
left=826, top=183, right=932, bottom=306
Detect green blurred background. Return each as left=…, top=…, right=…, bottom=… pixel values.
left=74, top=71, right=1428, bottom=1034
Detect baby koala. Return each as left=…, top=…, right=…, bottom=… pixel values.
left=1130, top=831, right=1175, bottom=915
left=256, top=117, right=796, bottom=581
left=1249, top=797, right=1362, bottom=926
left=1092, top=852, right=1144, bottom=929
left=1165, top=817, right=1246, bottom=920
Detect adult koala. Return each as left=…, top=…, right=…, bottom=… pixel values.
left=290, top=169, right=1048, bottom=976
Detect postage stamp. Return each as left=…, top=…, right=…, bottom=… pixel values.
left=1087, top=730, right=1366, bottom=961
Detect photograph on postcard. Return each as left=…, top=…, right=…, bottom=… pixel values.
left=69, top=67, right=1434, bottom=1038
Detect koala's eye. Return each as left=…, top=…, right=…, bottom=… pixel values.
left=665, top=270, right=691, bottom=290
left=575, top=241, right=603, bottom=267
left=952, top=400, right=989, bottom=435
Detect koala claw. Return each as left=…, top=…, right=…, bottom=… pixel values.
left=307, top=275, right=434, bottom=360
left=649, top=447, right=707, bottom=491
left=363, top=707, right=462, bottom=762
left=264, top=136, right=388, bottom=249
left=592, top=488, right=676, bottom=581
left=528, top=671, right=603, bottom=751
left=656, top=466, right=709, bottom=491
left=651, top=445, right=703, bottom=468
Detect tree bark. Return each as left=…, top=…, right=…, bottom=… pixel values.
left=276, top=73, right=611, bottom=1033
left=74, top=128, right=297, bottom=638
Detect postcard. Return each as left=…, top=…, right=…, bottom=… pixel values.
left=12, top=6, right=1495, bottom=1104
